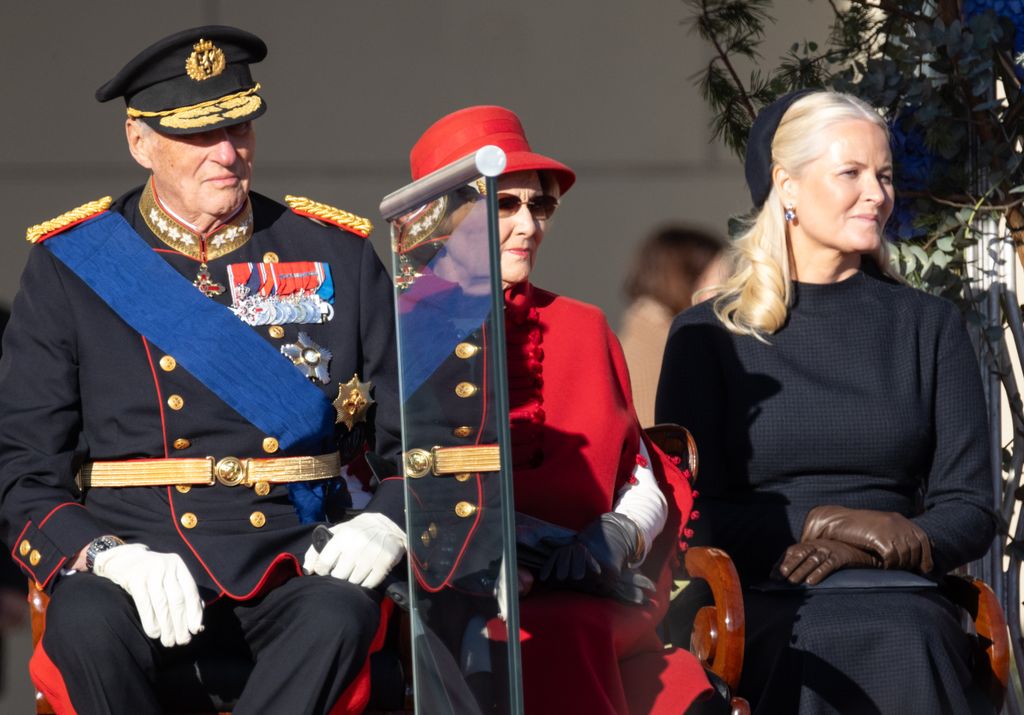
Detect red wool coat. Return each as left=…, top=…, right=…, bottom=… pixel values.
left=503, top=283, right=712, bottom=715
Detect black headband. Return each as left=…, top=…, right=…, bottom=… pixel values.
left=744, top=89, right=817, bottom=208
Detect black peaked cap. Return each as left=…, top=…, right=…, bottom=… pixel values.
left=95, top=26, right=267, bottom=135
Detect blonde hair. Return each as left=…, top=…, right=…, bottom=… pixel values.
left=712, top=91, right=901, bottom=338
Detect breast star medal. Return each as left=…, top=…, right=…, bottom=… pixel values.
left=281, top=332, right=332, bottom=384
left=334, top=374, right=375, bottom=429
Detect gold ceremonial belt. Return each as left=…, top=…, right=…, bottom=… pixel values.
left=403, top=445, right=501, bottom=478
left=77, top=453, right=341, bottom=489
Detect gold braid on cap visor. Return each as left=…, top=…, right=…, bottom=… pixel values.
left=126, top=84, right=262, bottom=130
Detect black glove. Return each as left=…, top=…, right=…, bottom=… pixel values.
left=540, top=512, right=640, bottom=583
left=801, top=505, right=934, bottom=574
left=776, top=538, right=883, bottom=585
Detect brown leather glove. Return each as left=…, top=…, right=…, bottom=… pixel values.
left=801, top=505, right=934, bottom=574
left=777, top=538, right=883, bottom=585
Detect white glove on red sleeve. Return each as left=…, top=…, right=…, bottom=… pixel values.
left=92, top=543, right=204, bottom=648
left=302, top=512, right=407, bottom=589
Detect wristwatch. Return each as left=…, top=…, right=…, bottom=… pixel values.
left=85, top=535, right=125, bottom=572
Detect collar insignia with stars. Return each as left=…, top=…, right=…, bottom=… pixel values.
left=334, top=374, right=375, bottom=429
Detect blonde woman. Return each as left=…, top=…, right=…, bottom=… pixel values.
left=655, top=91, right=995, bottom=713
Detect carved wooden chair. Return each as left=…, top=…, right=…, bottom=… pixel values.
left=27, top=422, right=749, bottom=714
left=941, top=574, right=1010, bottom=710
left=29, top=552, right=749, bottom=715
left=645, top=423, right=1011, bottom=714
left=645, top=423, right=749, bottom=715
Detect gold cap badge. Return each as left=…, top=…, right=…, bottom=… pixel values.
left=185, top=39, right=226, bottom=81
left=334, top=374, right=375, bottom=430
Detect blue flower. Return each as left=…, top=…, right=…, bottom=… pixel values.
left=963, top=1, right=1024, bottom=61
left=886, top=114, right=941, bottom=241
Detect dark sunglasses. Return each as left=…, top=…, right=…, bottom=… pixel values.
left=496, top=194, right=560, bottom=220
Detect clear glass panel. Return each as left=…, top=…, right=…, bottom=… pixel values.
left=388, top=176, right=521, bottom=715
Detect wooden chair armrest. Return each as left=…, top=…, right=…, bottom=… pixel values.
left=644, top=423, right=699, bottom=478
left=27, top=579, right=54, bottom=715
left=684, top=546, right=745, bottom=693
left=942, top=574, right=1009, bottom=710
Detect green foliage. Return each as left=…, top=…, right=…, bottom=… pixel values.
left=687, top=0, right=1024, bottom=303
left=688, top=4, right=1024, bottom=663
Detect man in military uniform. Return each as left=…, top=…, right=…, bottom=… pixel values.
left=0, top=26, right=408, bottom=715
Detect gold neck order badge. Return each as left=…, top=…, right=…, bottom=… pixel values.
left=185, top=39, right=226, bottom=81
left=334, top=374, right=375, bottom=430
left=138, top=180, right=253, bottom=262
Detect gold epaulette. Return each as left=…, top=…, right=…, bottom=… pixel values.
left=285, top=195, right=373, bottom=238
left=26, top=196, right=113, bottom=244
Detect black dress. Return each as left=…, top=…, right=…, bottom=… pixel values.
left=655, top=265, right=996, bottom=714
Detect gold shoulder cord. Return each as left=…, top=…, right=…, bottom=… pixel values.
left=285, top=195, right=373, bottom=237
left=26, top=196, right=113, bottom=243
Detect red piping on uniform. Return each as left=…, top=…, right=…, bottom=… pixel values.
left=167, top=486, right=302, bottom=602
left=412, top=324, right=491, bottom=593
left=9, top=521, right=31, bottom=563
left=36, top=212, right=108, bottom=245
left=30, top=642, right=78, bottom=715
left=39, top=502, right=86, bottom=528
left=152, top=247, right=201, bottom=262
left=141, top=337, right=169, bottom=458
left=291, top=208, right=370, bottom=238
left=36, top=556, right=67, bottom=590
left=326, top=597, right=395, bottom=715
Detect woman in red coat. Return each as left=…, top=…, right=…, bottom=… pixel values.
left=407, top=106, right=715, bottom=715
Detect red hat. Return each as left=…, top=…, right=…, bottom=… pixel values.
left=410, top=105, right=576, bottom=195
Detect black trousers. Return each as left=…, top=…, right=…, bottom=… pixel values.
left=42, top=571, right=382, bottom=715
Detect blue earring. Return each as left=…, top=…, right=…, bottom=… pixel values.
left=784, top=205, right=796, bottom=223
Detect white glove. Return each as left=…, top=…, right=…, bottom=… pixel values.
left=613, top=439, right=668, bottom=565
left=303, top=512, right=406, bottom=589
left=93, top=543, right=204, bottom=648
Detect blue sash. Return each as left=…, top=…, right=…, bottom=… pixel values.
left=44, top=211, right=335, bottom=454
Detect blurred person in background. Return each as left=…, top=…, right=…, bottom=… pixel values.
left=620, top=225, right=724, bottom=427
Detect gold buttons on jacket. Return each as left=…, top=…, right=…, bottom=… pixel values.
left=455, top=501, right=477, bottom=518
left=176, top=485, right=191, bottom=494
left=167, top=395, right=185, bottom=411
left=420, top=523, right=438, bottom=546
left=29, top=550, right=41, bottom=566
left=254, top=481, right=271, bottom=496
left=159, top=356, right=177, bottom=372
left=19, top=540, right=30, bottom=556
left=455, top=473, right=472, bottom=482
left=455, top=382, right=478, bottom=398
left=454, top=342, right=480, bottom=359
left=262, top=252, right=279, bottom=263
left=452, top=426, right=473, bottom=438
left=173, top=438, right=191, bottom=450
left=250, top=511, right=267, bottom=528
left=262, top=437, right=279, bottom=454
left=269, top=326, right=285, bottom=339
left=180, top=512, right=198, bottom=529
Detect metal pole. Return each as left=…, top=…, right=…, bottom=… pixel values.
left=380, top=146, right=506, bottom=221
left=484, top=173, right=525, bottom=715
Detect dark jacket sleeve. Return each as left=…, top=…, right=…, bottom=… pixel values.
left=0, top=248, right=107, bottom=588
left=912, top=302, right=996, bottom=573
left=655, top=312, right=728, bottom=490
left=355, top=239, right=406, bottom=525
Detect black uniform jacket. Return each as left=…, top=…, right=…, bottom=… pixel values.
left=0, top=186, right=402, bottom=602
